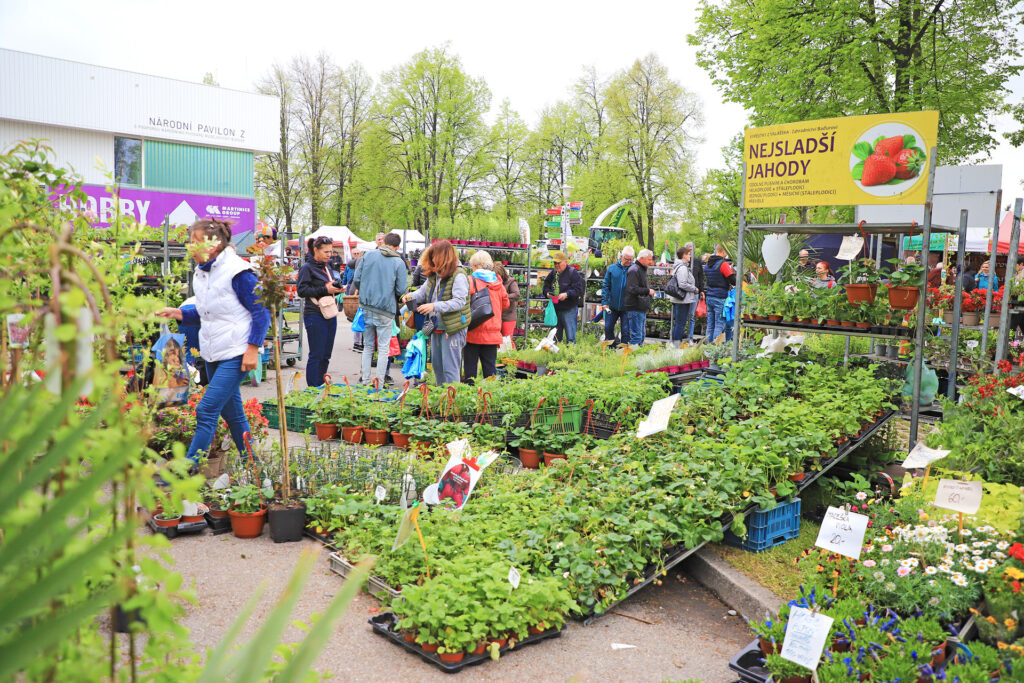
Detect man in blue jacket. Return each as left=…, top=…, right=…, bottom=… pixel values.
left=601, top=246, right=634, bottom=346
left=352, top=233, right=408, bottom=386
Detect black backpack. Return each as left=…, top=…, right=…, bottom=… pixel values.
left=664, top=264, right=684, bottom=299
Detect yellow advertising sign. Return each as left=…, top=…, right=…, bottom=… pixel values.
left=742, top=111, right=939, bottom=208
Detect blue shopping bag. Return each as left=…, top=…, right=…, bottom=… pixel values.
left=543, top=300, right=558, bottom=327
left=351, top=307, right=365, bottom=333
left=402, top=332, right=428, bottom=379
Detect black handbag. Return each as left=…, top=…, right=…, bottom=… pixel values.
left=468, top=278, right=494, bottom=329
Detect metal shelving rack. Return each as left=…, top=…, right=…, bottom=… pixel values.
left=272, top=227, right=304, bottom=367
left=449, top=242, right=533, bottom=339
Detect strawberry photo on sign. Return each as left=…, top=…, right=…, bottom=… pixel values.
left=849, top=123, right=928, bottom=197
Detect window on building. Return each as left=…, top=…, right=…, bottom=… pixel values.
left=114, top=137, right=143, bottom=185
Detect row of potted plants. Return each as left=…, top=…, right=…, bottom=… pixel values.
left=744, top=279, right=911, bottom=334
left=438, top=239, right=530, bottom=248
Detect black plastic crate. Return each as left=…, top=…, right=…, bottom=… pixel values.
left=727, top=640, right=769, bottom=683
left=368, top=612, right=562, bottom=674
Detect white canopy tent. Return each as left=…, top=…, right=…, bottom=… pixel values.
left=392, top=228, right=427, bottom=253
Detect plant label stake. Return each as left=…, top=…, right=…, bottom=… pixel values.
left=933, top=479, right=982, bottom=526
left=780, top=606, right=833, bottom=671
left=815, top=506, right=869, bottom=561
left=508, top=566, right=521, bottom=590
left=619, top=346, right=632, bottom=376
left=374, top=485, right=386, bottom=504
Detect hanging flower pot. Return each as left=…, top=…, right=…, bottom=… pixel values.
left=314, top=422, right=338, bottom=440
left=228, top=507, right=267, bottom=538
left=518, top=448, right=540, bottom=469
left=391, top=432, right=411, bottom=448
left=341, top=426, right=364, bottom=443
left=888, top=286, right=920, bottom=310
left=364, top=428, right=388, bottom=445
left=962, top=312, right=980, bottom=326
left=845, top=283, right=877, bottom=305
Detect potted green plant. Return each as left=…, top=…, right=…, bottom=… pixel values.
left=763, top=653, right=812, bottom=683
left=886, top=257, right=925, bottom=309
left=313, top=402, right=340, bottom=441
left=509, top=424, right=543, bottom=468
left=153, top=497, right=181, bottom=528
left=844, top=257, right=881, bottom=304
left=539, top=431, right=576, bottom=467
left=227, top=482, right=274, bottom=538
left=339, top=400, right=367, bottom=444
left=204, top=484, right=231, bottom=518
left=364, top=403, right=390, bottom=445
left=391, top=407, right=414, bottom=448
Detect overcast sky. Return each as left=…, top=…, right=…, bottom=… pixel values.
left=2, top=0, right=1021, bottom=213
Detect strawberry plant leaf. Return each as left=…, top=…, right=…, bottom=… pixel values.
left=851, top=160, right=865, bottom=180
left=911, top=146, right=926, bottom=159
left=853, top=142, right=872, bottom=160
left=903, top=134, right=917, bottom=148
left=885, top=177, right=906, bottom=185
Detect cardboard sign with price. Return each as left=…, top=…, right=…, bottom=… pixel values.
left=933, top=479, right=983, bottom=515
left=814, top=506, right=870, bottom=560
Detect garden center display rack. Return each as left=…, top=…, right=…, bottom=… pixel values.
left=451, top=242, right=533, bottom=339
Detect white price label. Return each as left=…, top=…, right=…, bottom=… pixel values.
left=636, top=394, right=681, bottom=439
left=374, top=485, right=387, bottom=503
left=902, top=442, right=951, bottom=469
left=933, top=479, right=983, bottom=515
left=780, top=606, right=833, bottom=671
left=836, top=235, right=865, bottom=261
left=1007, top=386, right=1024, bottom=400
left=508, top=566, right=521, bottom=590
left=966, top=340, right=980, bottom=349
left=814, top=506, right=870, bottom=560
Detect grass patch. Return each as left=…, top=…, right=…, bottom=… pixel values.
left=710, top=520, right=820, bottom=599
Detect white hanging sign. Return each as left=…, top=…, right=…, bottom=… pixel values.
left=836, top=235, right=865, bottom=261
left=780, top=606, right=833, bottom=671
left=933, top=479, right=983, bottom=515
left=814, top=506, right=870, bottom=560
left=761, top=233, right=791, bottom=275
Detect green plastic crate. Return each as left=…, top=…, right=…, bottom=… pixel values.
left=536, top=405, right=583, bottom=432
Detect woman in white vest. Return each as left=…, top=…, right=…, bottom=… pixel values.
left=157, top=219, right=271, bottom=466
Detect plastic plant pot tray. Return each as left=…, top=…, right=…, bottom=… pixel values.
left=368, top=612, right=562, bottom=674
left=329, top=552, right=402, bottom=602
left=143, top=510, right=208, bottom=540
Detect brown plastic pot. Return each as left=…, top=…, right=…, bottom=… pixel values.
left=767, top=315, right=782, bottom=322
left=419, top=642, right=439, bottom=653
left=788, top=472, right=805, bottom=482
left=153, top=513, right=180, bottom=528
left=403, top=631, right=416, bottom=643
left=471, top=642, right=487, bottom=655
left=341, top=426, right=364, bottom=443
left=364, top=428, right=388, bottom=445
left=543, top=452, right=567, bottom=467
left=182, top=513, right=205, bottom=523
left=840, top=321, right=855, bottom=327
left=314, top=422, right=339, bottom=440
left=889, top=286, right=920, bottom=310
left=391, top=432, right=411, bottom=448
left=439, top=652, right=464, bottom=663
left=518, top=448, right=540, bottom=469
left=208, top=508, right=229, bottom=519
left=825, top=319, right=840, bottom=327
left=855, top=322, right=870, bottom=329
left=228, top=508, right=267, bottom=538
left=845, top=283, right=877, bottom=305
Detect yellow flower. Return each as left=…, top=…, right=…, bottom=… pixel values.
left=998, top=641, right=1009, bottom=650
left=919, top=512, right=929, bottom=521
left=987, top=616, right=999, bottom=625
left=1006, top=567, right=1024, bottom=580
left=1005, top=618, right=1017, bottom=629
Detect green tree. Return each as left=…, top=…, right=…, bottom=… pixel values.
left=291, top=52, right=340, bottom=231
left=488, top=99, right=529, bottom=218
left=255, top=63, right=304, bottom=233
left=604, top=54, right=702, bottom=248
left=689, top=0, right=1023, bottom=162
left=328, top=61, right=373, bottom=227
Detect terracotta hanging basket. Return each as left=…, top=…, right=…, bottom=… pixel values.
left=845, top=283, right=877, bottom=305
left=888, top=286, right=920, bottom=310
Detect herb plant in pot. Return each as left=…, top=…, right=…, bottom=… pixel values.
left=339, top=401, right=366, bottom=444
left=390, top=408, right=413, bottom=448
left=539, top=431, right=575, bottom=467
left=227, top=482, right=273, bottom=538
left=204, top=484, right=231, bottom=518
left=153, top=498, right=181, bottom=528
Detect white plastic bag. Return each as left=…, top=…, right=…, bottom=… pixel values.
left=498, top=335, right=515, bottom=353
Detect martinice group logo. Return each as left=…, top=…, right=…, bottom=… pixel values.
left=849, top=122, right=928, bottom=198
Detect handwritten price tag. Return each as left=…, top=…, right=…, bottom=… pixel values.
left=814, top=506, right=870, bottom=560
left=508, top=566, right=521, bottom=590
left=780, top=606, right=833, bottom=671
left=374, top=486, right=387, bottom=503
left=902, top=442, right=951, bottom=469
left=934, top=479, right=983, bottom=515
left=836, top=235, right=865, bottom=261
left=636, top=394, right=681, bottom=439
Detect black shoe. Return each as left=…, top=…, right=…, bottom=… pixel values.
left=384, top=375, right=395, bottom=385
left=353, top=343, right=364, bottom=352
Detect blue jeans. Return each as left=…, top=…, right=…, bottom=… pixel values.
left=604, top=308, right=628, bottom=345
left=671, top=303, right=692, bottom=342
left=303, top=313, right=337, bottom=387
left=706, top=295, right=726, bottom=343
left=626, top=311, right=647, bottom=345
left=689, top=299, right=700, bottom=340
left=361, top=309, right=394, bottom=386
left=555, top=307, right=578, bottom=343
left=185, top=355, right=250, bottom=463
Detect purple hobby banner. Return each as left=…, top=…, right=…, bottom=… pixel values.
left=54, top=184, right=255, bottom=235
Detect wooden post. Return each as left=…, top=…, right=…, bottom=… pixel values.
left=272, top=305, right=289, bottom=501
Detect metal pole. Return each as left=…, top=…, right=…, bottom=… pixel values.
left=730, top=163, right=748, bottom=362
left=981, top=190, right=1001, bottom=354
left=909, top=148, right=938, bottom=447
left=843, top=336, right=850, bottom=368
left=948, top=210, right=969, bottom=400
left=995, top=198, right=1022, bottom=366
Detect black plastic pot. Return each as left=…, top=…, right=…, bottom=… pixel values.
left=268, top=503, right=307, bottom=543
left=114, top=604, right=145, bottom=633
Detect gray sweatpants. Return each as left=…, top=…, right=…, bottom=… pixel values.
left=429, top=328, right=467, bottom=385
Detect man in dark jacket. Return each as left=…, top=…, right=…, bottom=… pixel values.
left=624, top=249, right=656, bottom=346
left=541, top=251, right=585, bottom=343
left=601, top=246, right=634, bottom=346
left=703, top=244, right=736, bottom=343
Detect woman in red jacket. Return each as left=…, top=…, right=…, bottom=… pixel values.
left=464, top=250, right=510, bottom=383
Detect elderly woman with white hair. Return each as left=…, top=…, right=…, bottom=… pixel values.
left=464, top=250, right=510, bottom=382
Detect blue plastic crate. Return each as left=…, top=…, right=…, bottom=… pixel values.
left=723, top=499, right=801, bottom=553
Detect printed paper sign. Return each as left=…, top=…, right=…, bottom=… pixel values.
left=902, top=442, right=951, bottom=469
left=743, top=111, right=939, bottom=208
left=836, top=235, right=865, bottom=261
left=815, top=506, right=870, bottom=560
left=508, top=566, right=521, bottom=590
left=636, top=394, right=681, bottom=439
left=434, top=445, right=500, bottom=510
left=780, top=606, right=833, bottom=671
left=934, top=479, right=983, bottom=515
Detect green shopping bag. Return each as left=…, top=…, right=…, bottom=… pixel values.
left=543, top=299, right=557, bottom=327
